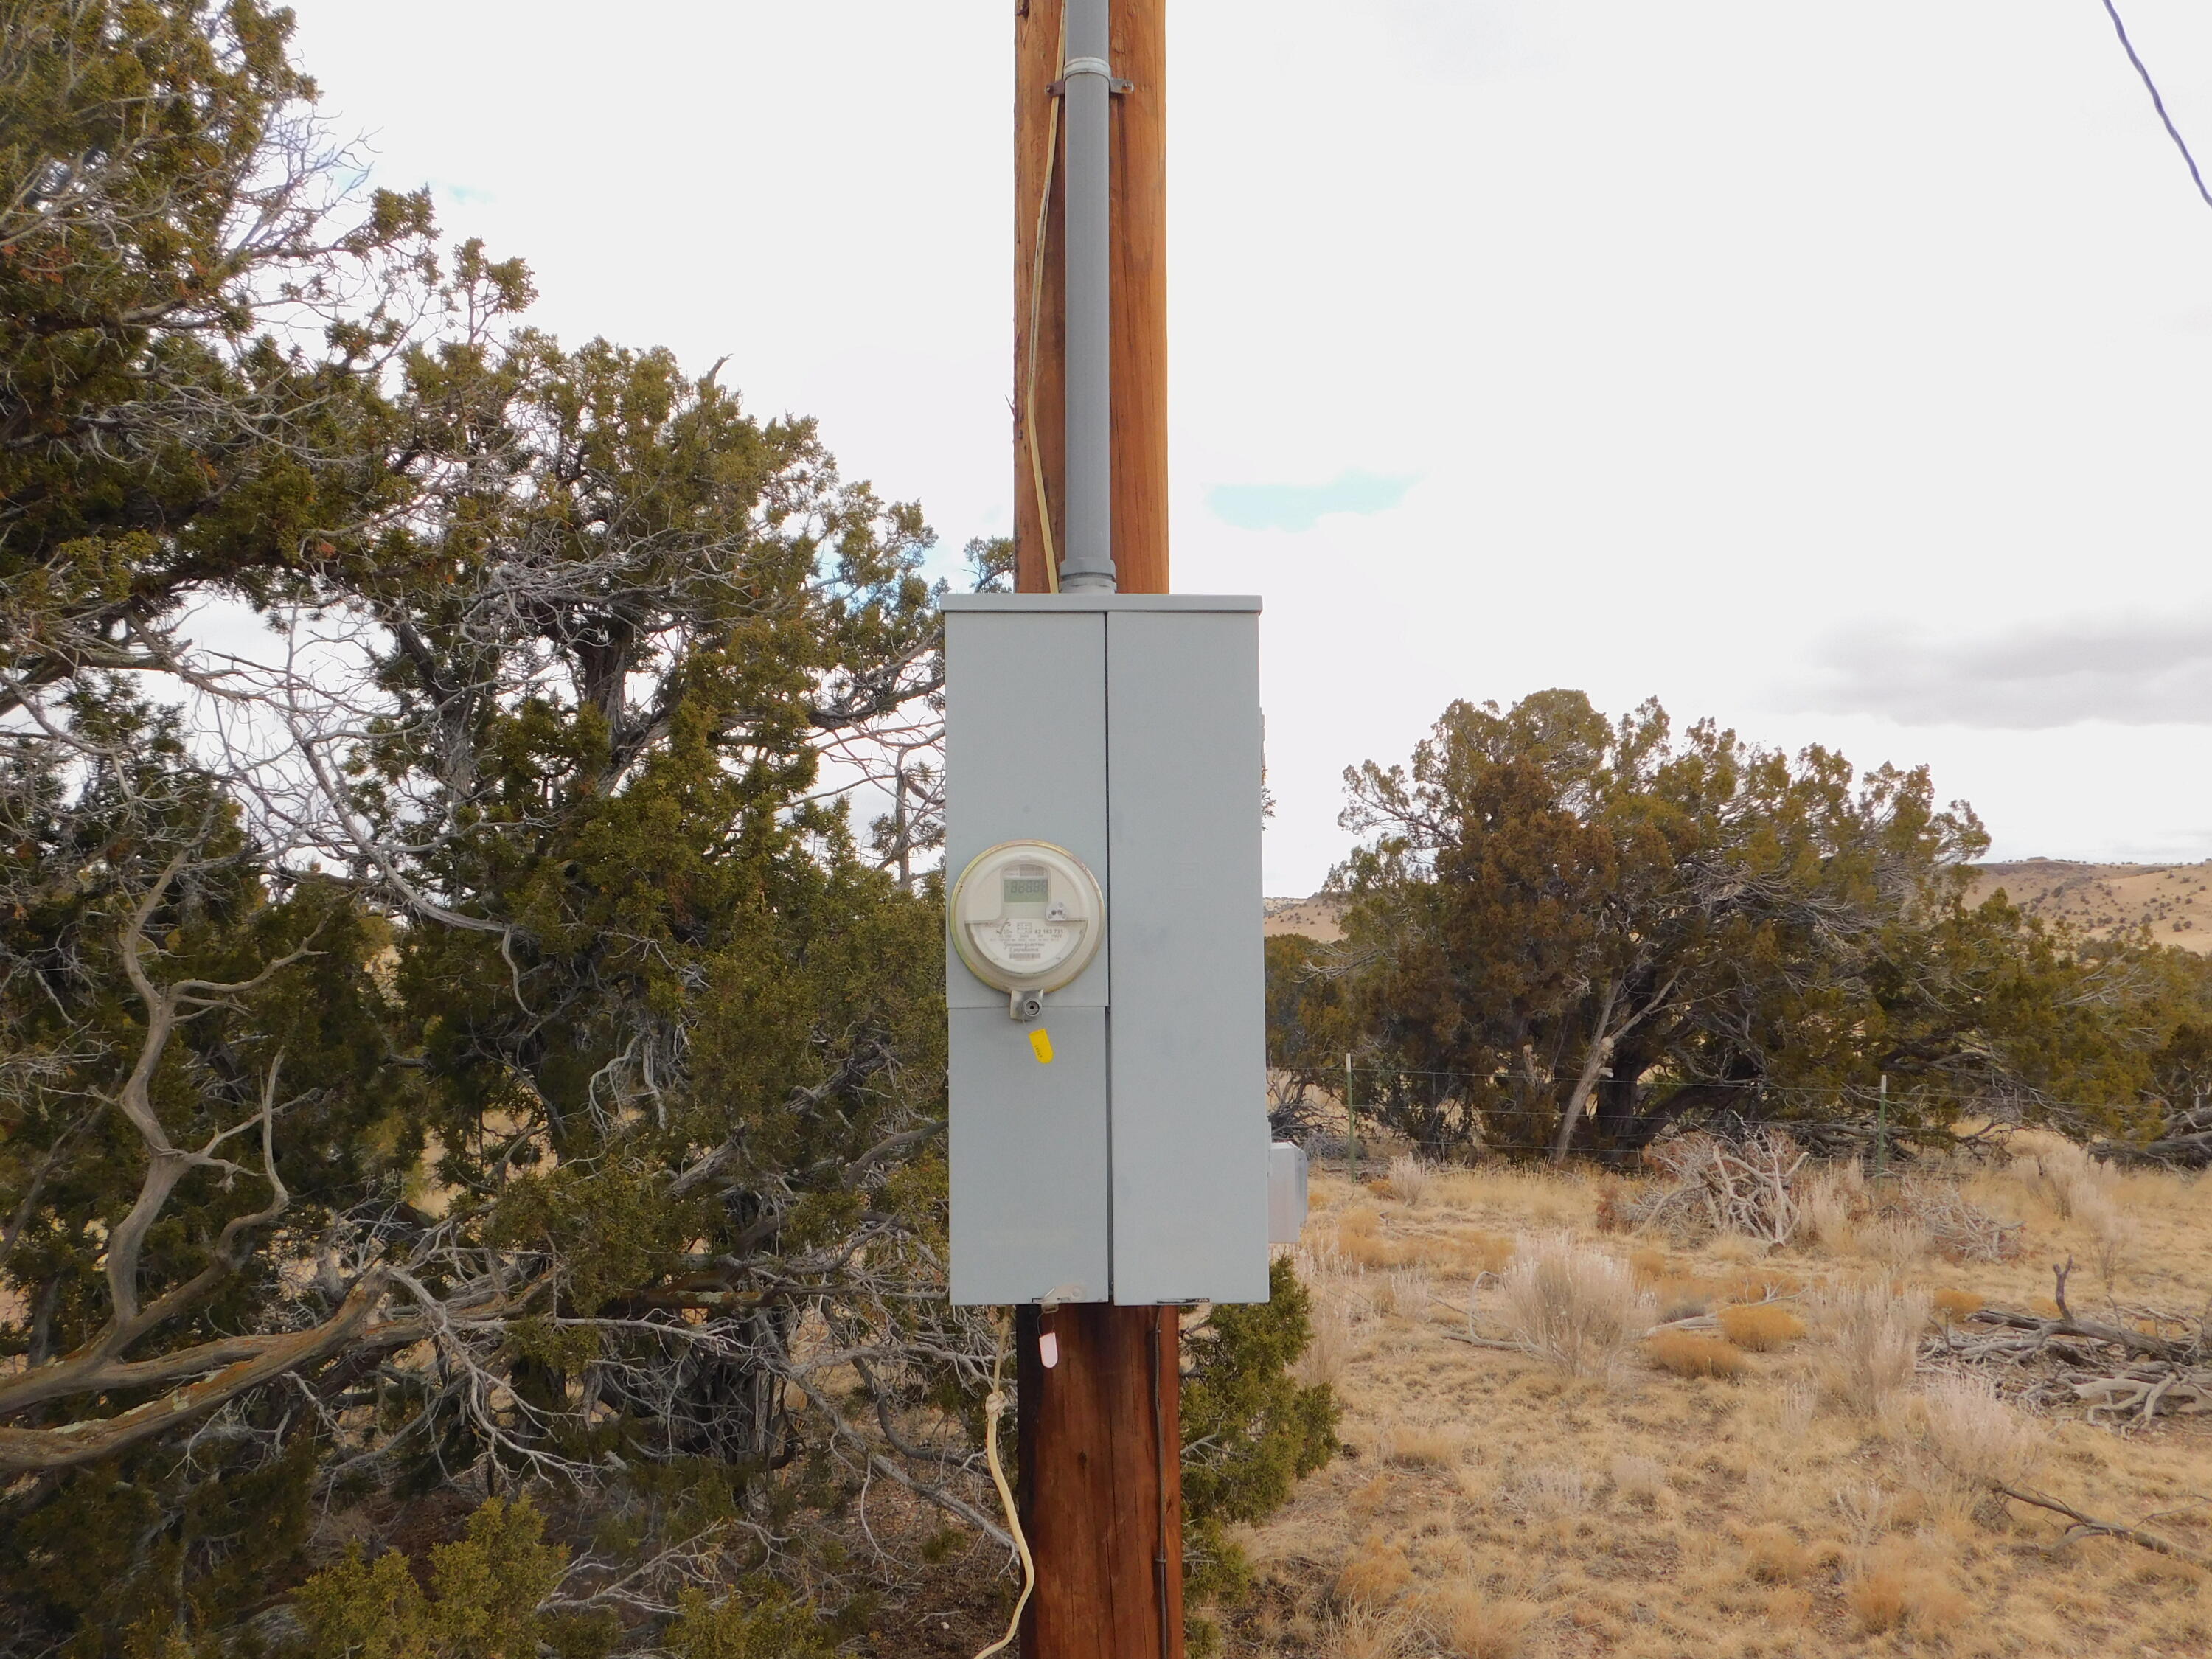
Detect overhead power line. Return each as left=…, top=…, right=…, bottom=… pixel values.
left=2100, top=0, right=2212, bottom=212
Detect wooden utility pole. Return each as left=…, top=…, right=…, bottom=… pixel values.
left=1011, top=3, right=1180, bottom=1656
left=1013, top=0, right=1168, bottom=598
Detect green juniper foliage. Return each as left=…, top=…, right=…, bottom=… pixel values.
left=1301, top=689, right=2212, bottom=1160
left=1180, top=1257, right=1338, bottom=1655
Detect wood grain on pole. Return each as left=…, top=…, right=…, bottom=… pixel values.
left=1012, top=1, right=1063, bottom=594
left=1013, top=0, right=1169, bottom=596
left=1106, top=0, right=1168, bottom=596
left=1017, top=1304, right=1183, bottom=1659
left=1012, top=5, right=1181, bottom=1655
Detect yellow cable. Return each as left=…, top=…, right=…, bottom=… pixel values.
left=973, top=1315, right=1036, bottom=1659
left=1022, top=4, right=1066, bottom=593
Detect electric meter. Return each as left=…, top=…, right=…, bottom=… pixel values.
left=949, top=840, right=1105, bottom=1020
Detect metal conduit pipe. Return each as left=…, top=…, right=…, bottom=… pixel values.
left=1058, top=0, right=1116, bottom=591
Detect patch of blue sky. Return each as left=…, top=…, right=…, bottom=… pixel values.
left=1205, top=470, right=1414, bottom=533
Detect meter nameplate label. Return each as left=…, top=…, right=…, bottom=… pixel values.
left=973, top=917, right=1085, bottom=974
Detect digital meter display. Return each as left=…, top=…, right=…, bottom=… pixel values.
left=1003, top=873, right=1049, bottom=905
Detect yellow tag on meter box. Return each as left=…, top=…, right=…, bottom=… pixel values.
left=1029, top=1029, right=1054, bottom=1065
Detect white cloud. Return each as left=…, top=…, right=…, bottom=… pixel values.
left=1787, top=611, right=2212, bottom=729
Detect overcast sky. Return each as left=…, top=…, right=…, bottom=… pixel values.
left=286, top=1, right=2212, bottom=894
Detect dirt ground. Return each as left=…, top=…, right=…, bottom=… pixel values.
left=1214, top=1138, right=2212, bottom=1658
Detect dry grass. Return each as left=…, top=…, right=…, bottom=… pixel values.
left=1385, top=1154, right=1434, bottom=1206
left=1716, top=1301, right=1805, bottom=1351
left=1919, top=1373, right=2042, bottom=1490
left=1325, top=1607, right=1412, bottom=1659
left=1645, top=1329, right=1748, bottom=1379
left=1736, top=1522, right=1815, bottom=1582
left=1382, top=1419, right=1465, bottom=1468
left=1607, top=1453, right=1665, bottom=1502
left=1334, top=1534, right=1412, bottom=1609
left=1495, top=1234, right=1652, bottom=1380
left=1419, top=1583, right=1536, bottom=1659
left=1294, top=1296, right=1354, bottom=1390
left=1854, top=1214, right=1932, bottom=1266
left=1843, top=1542, right=1969, bottom=1635
left=1931, top=1285, right=1983, bottom=1323
left=1816, top=1281, right=1930, bottom=1411
left=1223, top=1148, right=2212, bottom=1659
left=1512, top=1464, right=1593, bottom=1517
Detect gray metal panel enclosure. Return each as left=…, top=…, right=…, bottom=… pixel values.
left=1105, top=609, right=1270, bottom=1303
left=942, top=594, right=1266, bottom=1306
left=947, top=1006, right=1110, bottom=1303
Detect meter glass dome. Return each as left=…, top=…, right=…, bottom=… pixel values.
left=950, top=841, right=1104, bottom=995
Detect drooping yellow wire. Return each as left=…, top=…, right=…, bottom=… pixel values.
left=1021, top=4, right=1067, bottom=593
left=973, top=1314, right=1036, bottom=1659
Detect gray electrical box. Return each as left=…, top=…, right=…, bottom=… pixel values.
left=944, top=592, right=1269, bottom=1306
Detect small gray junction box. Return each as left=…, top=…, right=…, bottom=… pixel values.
left=944, top=592, right=1269, bottom=1306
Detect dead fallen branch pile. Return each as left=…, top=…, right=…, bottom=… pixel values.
left=1613, top=1129, right=1805, bottom=1244
left=1612, top=1130, right=2018, bottom=1262
left=1893, top=1176, right=2024, bottom=1264
left=1994, top=1484, right=2212, bottom=1571
left=1935, top=1260, right=2212, bottom=1425
left=2093, top=1099, right=2212, bottom=1169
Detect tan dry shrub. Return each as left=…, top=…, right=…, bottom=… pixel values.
left=1818, top=1282, right=1930, bottom=1411
left=1422, top=1584, right=1535, bottom=1659
left=1846, top=1543, right=1966, bottom=1634
left=1912, top=1579, right=1970, bottom=1630
left=1628, top=1245, right=1670, bottom=1283
left=1646, top=1329, right=1749, bottom=1379
left=2011, top=1133, right=2111, bottom=1220
left=1738, top=1523, right=1815, bottom=1582
left=1919, top=1374, right=2041, bottom=1490
left=1455, top=1230, right=1514, bottom=1276
left=1832, top=1481, right=1893, bottom=1548
left=1372, top=1265, right=1433, bottom=1319
left=1295, top=1298, right=1354, bottom=1389
left=1846, top=1560, right=1909, bottom=1633
left=1338, top=1207, right=1405, bottom=1270
left=1857, top=1214, right=1932, bottom=1266
left=1609, top=1453, right=1666, bottom=1502
left=1790, top=1159, right=1867, bottom=1251
left=1719, top=1265, right=1803, bottom=1303
left=1649, top=1275, right=1711, bottom=1322
left=1387, top=1153, right=1434, bottom=1206
left=1327, top=1607, right=1413, bottom=1659
left=1385, top=1419, right=1464, bottom=1468
left=1495, top=1234, right=1655, bottom=1379
left=1932, top=1287, right=1983, bottom=1324
left=2093, top=1206, right=2140, bottom=1290
left=1718, top=1302, right=1806, bottom=1351
left=1335, top=1534, right=1413, bottom=1610
left=1515, top=1464, right=1593, bottom=1517
left=1764, top=1586, right=1815, bottom=1627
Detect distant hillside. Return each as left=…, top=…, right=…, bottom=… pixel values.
left=1965, top=859, right=2212, bottom=953
left=1263, top=895, right=1346, bottom=942
left=1268, top=862, right=2212, bottom=954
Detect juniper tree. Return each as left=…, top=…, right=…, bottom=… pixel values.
left=1324, top=689, right=2200, bottom=1159
left=1, top=13, right=1338, bottom=1656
